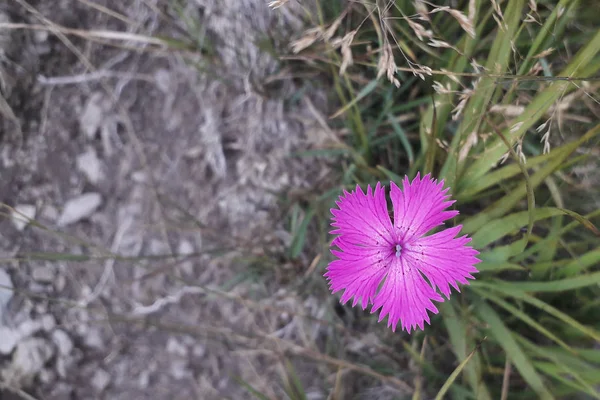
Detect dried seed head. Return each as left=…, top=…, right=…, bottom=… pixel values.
left=468, top=0, right=477, bottom=23
left=451, top=93, right=469, bottom=121
left=458, top=131, right=478, bottom=162
left=407, top=19, right=433, bottom=41
left=524, top=13, right=539, bottom=23
left=448, top=9, right=476, bottom=38
left=413, top=0, right=430, bottom=21
left=489, top=104, right=525, bottom=117
left=323, top=11, right=346, bottom=41
left=533, top=47, right=555, bottom=59
left=290, top=27, right=322, bottom=53
left=432, top=81, right=452, bottom=94
left=338, top=30, right=357, bottom=75
left=516, top=139, right=527, bottom=164
left=510, top=121, right=524, bottom=133
left=377, top=43, right=401, bottom=88
left=428, top=39, right=452, bottom=48
left=529, top=0, right=538, bottom=12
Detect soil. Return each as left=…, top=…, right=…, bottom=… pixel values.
left=0, top=1, right=359, bottom=399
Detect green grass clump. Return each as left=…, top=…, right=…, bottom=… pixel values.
left=285, top=0, right=600, bottom=398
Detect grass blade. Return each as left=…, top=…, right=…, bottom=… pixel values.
left=475, top=301, right=554, bottom=400
left=434, top=341, right=481, bottom=400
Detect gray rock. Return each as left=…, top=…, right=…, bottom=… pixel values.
left=166, top=337, right=187, bottom=357
left=40, top=204, right=59, bottom=222
left=138, top=369, right=150, bottom=388
left=91, top=368, right=111, bottom=392
left=0, top=326, right=20, bottom=354
left=32, top=265, right=55, bottom=283
left=57, top=193, right=102, bottom=226
left=51, top=329, right=73, bottom=356
left=178, top=240, right=195, bottom=274
left=38, top=368, right=55, bottom=384
left=80, top=93, right=109, bottom=140
left=76, top=148, right=104, bottom=185
left=83, top=328, right=104, bottom=350
left=4, top=338, right=54, bottom=386
left=16, top=315, right=54, bottom=337
left=169, top=359, right=189, bottom=380
left=10, top=204, right=36, bottom=231
left=41, top=314, right=56, bottom=332
left=0, top=268, right=13, bottom=317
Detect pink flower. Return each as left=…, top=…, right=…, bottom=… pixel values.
left=325, top=173, right=479, bottom=333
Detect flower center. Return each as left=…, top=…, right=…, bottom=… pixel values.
left=395, top=243, right=402, bottom=258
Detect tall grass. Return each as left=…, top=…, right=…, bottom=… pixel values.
left=288, top=0, right=600, bottom=398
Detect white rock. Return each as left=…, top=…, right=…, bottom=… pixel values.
left=178, top=240, right=195, bottom=274
left=178, top=240, right=194, bottom=256
left=76, top=148, right=104, bottom=185
left=41, top=314, right=56, bottom=332
left=154, top=69, right=172, bottom=93
left=166, top=337, right=187, bottom=357
left=0, top=326, right=20, bottom=354
left=83, top=328, right=104, bottom=350
left=55, top=357, right=67, bottom=378
left=54, top=273, right=67, bottom=292
left=32, top=265, right=55, bottom=283
left=91, top=368, right=111, bottom=392
left=0, top=268, right=13, bottom=315
left=33, top=29, right=49, bottom=43
left=10, top=204, right=36, bottom=231
left=17, top=320, right=39, bottom=338
left=52, top=329, right=73, bottom=356
left=138, top=370, right=150, bottom=388
left=16, top=315, right=54, bottom=337
left=40, top=204, right=59, bottom=222
left=6, top=338, right=54, bottom=385
left=192, top=344, right=205, bottom=358
left=57, top=193, right=102, bottom=226
left=169, top=359, right=189, bottom=380
left=80, top=93, right=107, bottom=139
left=131, top=171, right=147, bottom=183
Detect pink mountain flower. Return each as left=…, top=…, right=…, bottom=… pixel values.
left=325, top=173, right=479, bottom=333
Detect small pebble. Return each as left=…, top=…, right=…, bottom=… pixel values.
left=57, top=193, right=102, bottom=226
left=11, top=204, right=36, bottom=231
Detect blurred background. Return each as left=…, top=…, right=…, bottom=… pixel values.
left=0, top=0, right=599, bottom=399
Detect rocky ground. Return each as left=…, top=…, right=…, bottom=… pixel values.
left=0, top=1, right=358, bottom=399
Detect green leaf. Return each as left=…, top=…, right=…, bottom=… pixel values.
left=329, top=79, right=379, bottom=119
left=475, top=282, right=600, bottom=342
left=484, top=271, right=600, bottom=293
left=475, top=301, right=554, bottom=400
left=234, top=376, right=271, bottom=400
left=289, top=208, right=315, bottom=259
left=477, top=238, right=527, bottom=263
left=441, top=302, right=492, bottom=400
left=387, top=114, right=414, bottom=166
left=457, top=151, right=552, bottom=202
left=462, top=31, right=600, bottom=184
left=477, top=261, right=526, bottom=272
left=473, top=287, right=574, bottom=353
left=435, top=341, right=480, bottom=400
left=469, top=207, right=563, bottom=247
left=559, top=249, right=600, bottom=277
left=462, top=124, right=600, bottom=233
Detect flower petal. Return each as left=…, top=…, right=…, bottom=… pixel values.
left=371, top=256, right=443, bottom=333
left=390, top=173, right=458, bottom=242
left=330, top=183, right=394, bottom=247
left=403, top=225, right=479, bottom=299
left=325, top=244, right=389, bottom=309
